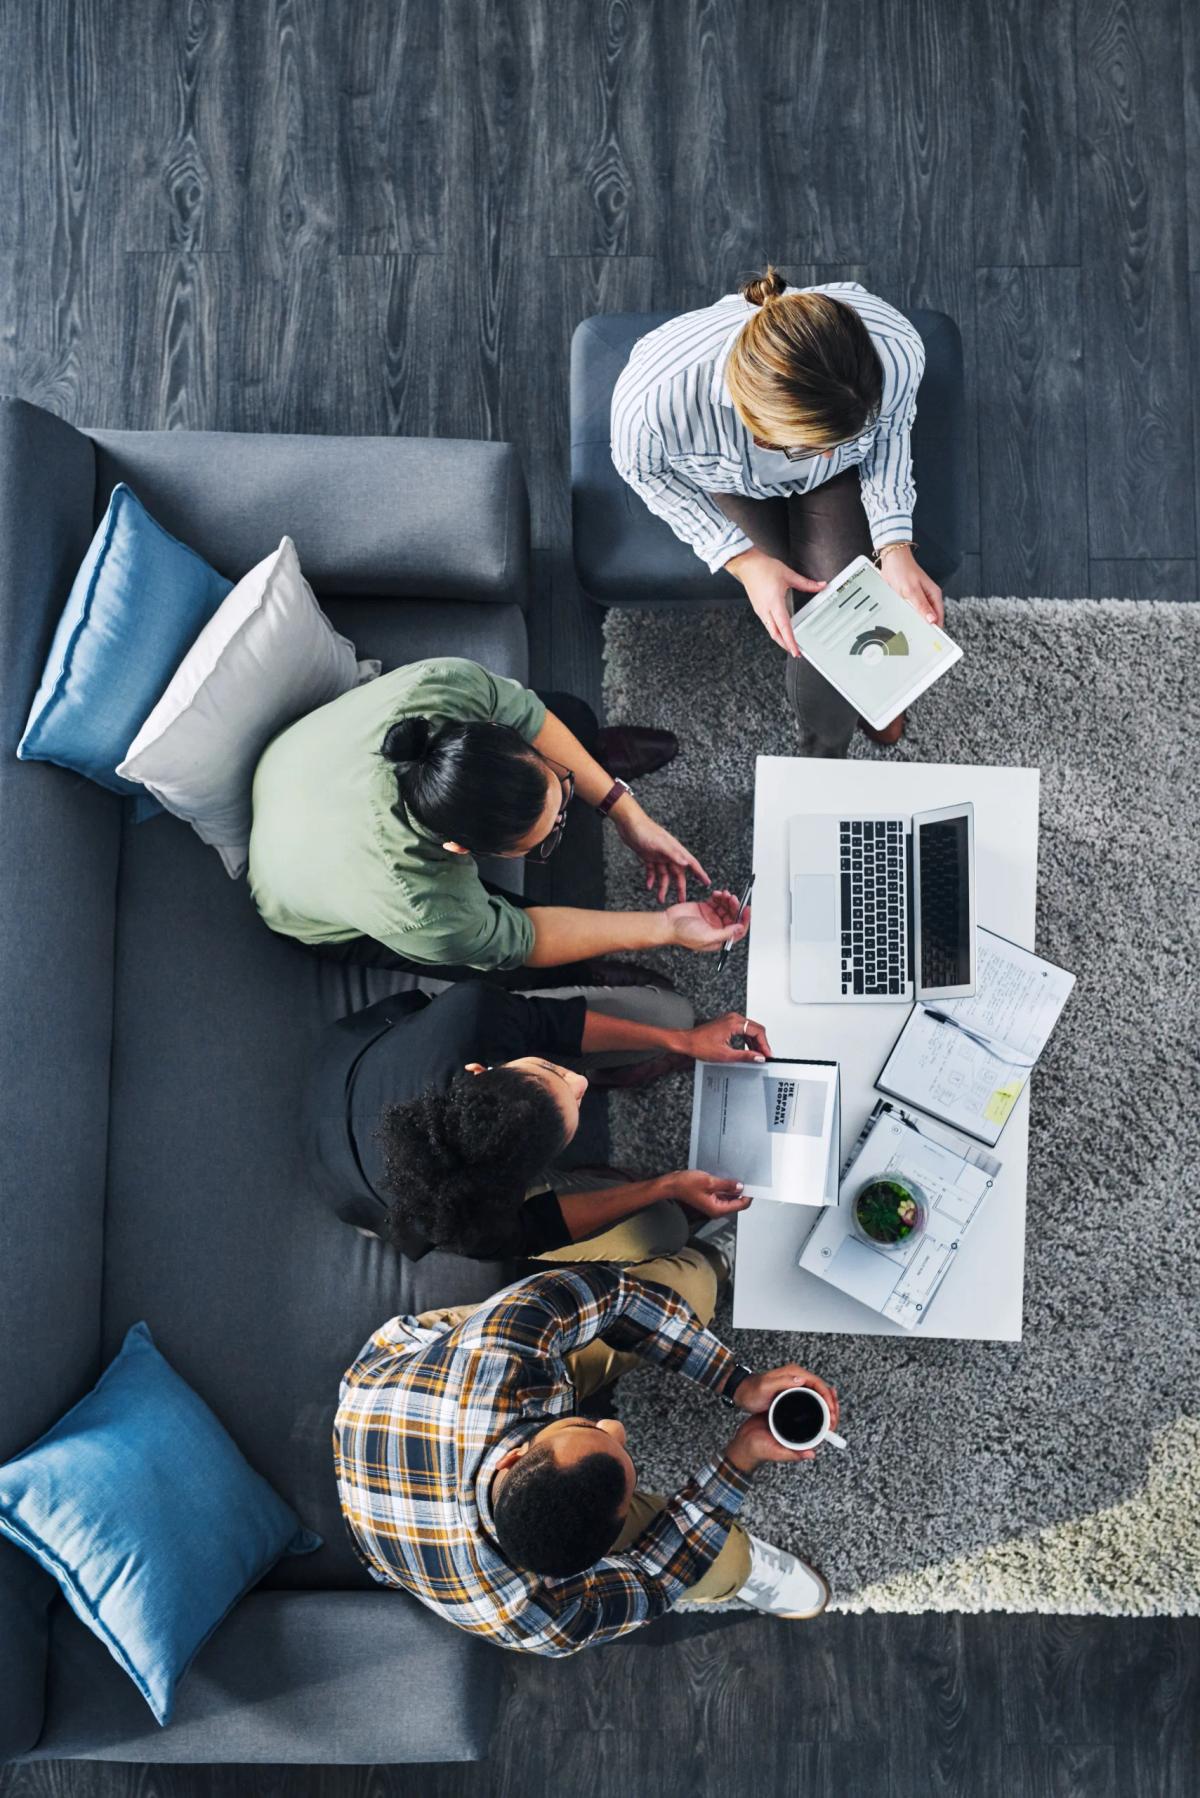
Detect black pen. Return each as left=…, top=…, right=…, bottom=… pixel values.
left=715, top=872, right=755, bottom=976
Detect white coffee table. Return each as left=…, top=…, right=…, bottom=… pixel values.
left=733, top=756, right=1040, bottom=1342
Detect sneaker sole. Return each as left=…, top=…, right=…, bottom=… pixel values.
left=768, top=1568, right=830, bottom=1621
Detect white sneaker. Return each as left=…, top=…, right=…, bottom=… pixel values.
left=738, top=1534, right=830, bottom=1619
left=692, top=1216, right=737, bottom=1283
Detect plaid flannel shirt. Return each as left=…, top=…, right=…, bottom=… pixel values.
left=333, top=1263, right=752, bottom=1656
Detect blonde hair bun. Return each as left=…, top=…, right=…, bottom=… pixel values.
left=741, top=266, right=788, bottom=307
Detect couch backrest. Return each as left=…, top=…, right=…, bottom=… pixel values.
left=89, top=429, right=532, bottom=603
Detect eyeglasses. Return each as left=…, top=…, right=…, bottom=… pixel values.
left=526, top=765, right=575, bottom=862
left=753, top=417, right=879, bottom=463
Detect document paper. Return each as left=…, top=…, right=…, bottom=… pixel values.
left=789, top=555, right=963, bottom=729
left=688, top=1060, right=840, bottom=1206
left=877, top=929, right=1076, bottom=1146
left=798, top=1103, right=1001, bottom=1329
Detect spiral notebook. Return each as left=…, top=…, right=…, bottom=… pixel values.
left=876, top=928, right=1075, bottom=1147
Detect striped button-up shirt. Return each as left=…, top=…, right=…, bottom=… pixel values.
left=611, top=283, right=925, bottom=572
left=333, top=1264, right=751, bottom=1656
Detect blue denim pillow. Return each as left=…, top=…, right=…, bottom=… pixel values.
left=0, top=1323, right=320, bottom=1726
left=16, top=484, right=232, bottom=797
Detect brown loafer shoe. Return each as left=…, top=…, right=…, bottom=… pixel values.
left=595, top=725, right=679, bottom=780
left=858, top=712, right=907, bottom=747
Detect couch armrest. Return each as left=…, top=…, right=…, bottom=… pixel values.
left=30, top=1590, right=503, bottom=1764
left=89, top=428, right=533, bottom=605
left=0, top=397, right=116, bottom=1759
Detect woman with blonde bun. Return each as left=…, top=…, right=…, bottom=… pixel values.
left=611, top=269, right=942, bottom=752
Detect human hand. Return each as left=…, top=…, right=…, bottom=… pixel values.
left=877, top=545, right=944, bottom=626
left=612, top=799, right=711, bottom=904
left=685, top=1011, right=773, bottom=1064
left=726, top=1413, right=815, bottom=1472
left=658, top=1168, right=752, bottom=1218
left=730, top=1363, right=840, bottom=1430
left=666, top=889, right=752, bottom=954
left=726, top=546, right=824, bottom=658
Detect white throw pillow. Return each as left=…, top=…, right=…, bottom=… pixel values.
left=118, top=536, right=376, bottom=878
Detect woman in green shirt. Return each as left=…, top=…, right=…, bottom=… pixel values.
left=249, top=657, right=747, bottom=977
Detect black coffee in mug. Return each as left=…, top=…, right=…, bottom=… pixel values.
left=772, top=1388, right=826, bottom=1446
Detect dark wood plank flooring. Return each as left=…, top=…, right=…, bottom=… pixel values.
left=1, top=2, right=1198, bottom=1793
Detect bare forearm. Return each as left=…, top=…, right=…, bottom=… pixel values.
left=580, top=1009, right=689, bottom=1057
left=533, top=712, right=614, bottom=809
left=524, top=905, right=672, bottom=967
left=561, top=1178, right=665, bottom=1243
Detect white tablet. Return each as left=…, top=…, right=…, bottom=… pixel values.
left=789, top=554, right=962, bottom=729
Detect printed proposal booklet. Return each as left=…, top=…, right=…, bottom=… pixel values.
left=688, top=1059, right=841, bottom=1206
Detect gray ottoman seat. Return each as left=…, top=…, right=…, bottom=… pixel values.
left=571, top=307, right=966, bottom=606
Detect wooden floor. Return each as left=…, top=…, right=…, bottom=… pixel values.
left=2, top=1, right=1199, bottom=1793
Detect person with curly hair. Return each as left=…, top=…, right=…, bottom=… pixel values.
left=305, top=978, right=774, bottom=1263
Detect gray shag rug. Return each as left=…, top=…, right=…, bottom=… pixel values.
left=601, top=597, right=1199, bottom=1615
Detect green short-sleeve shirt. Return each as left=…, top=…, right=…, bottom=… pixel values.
left=248, top=658, right=547, bottom=970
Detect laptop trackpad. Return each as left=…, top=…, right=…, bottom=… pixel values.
left=792, top=875, right=837, bottom=941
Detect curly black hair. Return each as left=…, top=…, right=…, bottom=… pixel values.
left=493, top=1438, right=628, bottom=1577
left=376, top=1068, right=569, bottom=1259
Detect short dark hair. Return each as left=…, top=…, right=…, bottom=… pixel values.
left=380, top=715, right=549, bottom=855
left=493, top=1438, right=628, bottom=1577
left=377, top=1069, right=569, bottom=1259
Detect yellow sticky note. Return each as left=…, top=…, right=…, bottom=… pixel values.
left=983, top=1082, right=1022, bottom=1125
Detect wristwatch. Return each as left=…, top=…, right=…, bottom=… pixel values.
left=720, top=1362, right=754, bottom=1409
left=596, top=777, right=633, bottom=818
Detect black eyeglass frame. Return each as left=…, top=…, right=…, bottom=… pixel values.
left=524, top=759, right=575, bottom=862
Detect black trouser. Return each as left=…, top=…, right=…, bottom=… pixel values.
left=710, top=469, right=874, bottom=757
left=307, top=690, right=608, bottom=986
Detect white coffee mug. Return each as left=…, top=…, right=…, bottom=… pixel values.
left=767, top=1386, right=847, bottom=1452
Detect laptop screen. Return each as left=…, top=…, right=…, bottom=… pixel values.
left=916, top=813, right=973, bottom=991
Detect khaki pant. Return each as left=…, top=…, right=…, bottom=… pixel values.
left=415, top=1241, right=751, bottom=1606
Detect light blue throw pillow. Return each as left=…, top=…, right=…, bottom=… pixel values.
left=17, top=484, right=232, bottom=797
left=0, top=1322, right=320, bottom=1726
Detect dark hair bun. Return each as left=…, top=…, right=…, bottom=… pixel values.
left=381, top=715, right=431, bottom=766
left=742, top=265, right=788, bottom=307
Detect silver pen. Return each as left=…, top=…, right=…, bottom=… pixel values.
left=922, top=1007, right=1037, bottom=1068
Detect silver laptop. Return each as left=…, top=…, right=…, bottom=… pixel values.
left=787, top=801, right=976, bottom=1004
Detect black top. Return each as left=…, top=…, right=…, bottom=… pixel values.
left=304, top=981, right=587, bottom=1260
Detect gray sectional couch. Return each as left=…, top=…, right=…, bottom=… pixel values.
left=0, top=397, right=555, bottom=1763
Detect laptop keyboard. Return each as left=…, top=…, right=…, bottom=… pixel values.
left=840, top=820, right=907, bottom=996
left=770, top=1080, right=795, bottom=1126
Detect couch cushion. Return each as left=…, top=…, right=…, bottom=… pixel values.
left=0, top=1321, right=320, bottom=1727
left=18, top=484, right=232, bottom=795
left=33, top=1590, right=500, bottom=1763
left=99, top=600, right=530, bottom=1592
left=118, top=538, right=367, bottom=878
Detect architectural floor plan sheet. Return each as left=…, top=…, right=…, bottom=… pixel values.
left=798, top=1102, right=1002, bottom=1330
left=688, top=1059, right=841, bottom=1205
left=876, top=929, right=1076, bottom=1146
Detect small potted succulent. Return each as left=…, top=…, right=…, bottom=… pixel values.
left=852, top=1176, right=926, bottom=1249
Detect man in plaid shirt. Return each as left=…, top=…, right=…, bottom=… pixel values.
left=334, top=1233, right=837, bottom=1653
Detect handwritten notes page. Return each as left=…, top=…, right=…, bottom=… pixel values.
left=878, top=931, right=1075, bottom=1146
